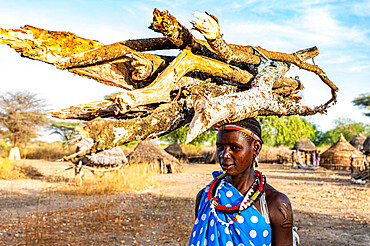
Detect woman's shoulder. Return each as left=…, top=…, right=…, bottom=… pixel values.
left=264, top=183, right=293, bottom=229
left=264, top=183, right=291, bottom=206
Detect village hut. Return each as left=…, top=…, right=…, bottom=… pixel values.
left=70, top=138, right=128, bottom=185
left=204, top=150, right=217, bottom=164
left=350, top=134, right=367, bottom=151
left=293, top=138, right=316, bottom=152
left=128, top=140, right=179, bottom=173
left=292, top=138, right=316, bottom=165
left=320, top=134, right=363, bottom=170
left=164, top=142, right=187, bottom=162
left=362, top=136, right=370, bottom=155
left=73, top=138, right=128, bottom=167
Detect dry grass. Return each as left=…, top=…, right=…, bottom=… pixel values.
left=0, top=158, right=43, bottom=180
left=25, top=142, right=75, bottom=161
left=0, top=158, right=24, bottom=179
left=259, top=145, right=292, bottom=163
left=49, top=163, right=158, bottom=196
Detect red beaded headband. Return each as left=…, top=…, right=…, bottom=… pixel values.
left=218, top=125, right=261, bottom=142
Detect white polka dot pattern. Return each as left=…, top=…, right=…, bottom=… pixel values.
left=250, top=216, right=258, bottom=223
left=201, top=213, right=207, bottom=221
left=188, top=170, right=271, bottom=246
left=226, top=190, right=233, bottom=197
left=237, top=215, right=244, bottom=223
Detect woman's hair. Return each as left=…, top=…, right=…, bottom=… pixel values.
left=222, top=118, right=262, bottom=143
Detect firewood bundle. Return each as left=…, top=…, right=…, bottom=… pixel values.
left=0, top=9, right=338, bottom=161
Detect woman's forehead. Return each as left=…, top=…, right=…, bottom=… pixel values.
left=216, top=130, right=249, bottom=143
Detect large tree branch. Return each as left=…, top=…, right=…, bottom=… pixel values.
left=186, top=62, right=290, bottom=143
left=112, top=48, right=253, bottom=114
left=191, top=12, right=338, bottom=102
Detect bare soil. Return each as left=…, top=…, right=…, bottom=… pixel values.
left=0, top=160, right=369, bottom=245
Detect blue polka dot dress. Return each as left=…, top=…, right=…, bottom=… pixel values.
left=189, top=171, right=271, bottom=246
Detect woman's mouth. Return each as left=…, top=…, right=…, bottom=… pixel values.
left=221, top=164, right=235, bottom=170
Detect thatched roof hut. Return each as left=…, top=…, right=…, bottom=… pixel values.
left=293, top=138, right=316, bottom=152
left=164, top=142, right=187, bottom=160
left=320, top=134, right=363, bottom=170
left=73, top=138, right=127, bottom=167
left=204, top=150, right=217, bottom=164
left=88, top=147, right=127, bottom=166
left=362, top=136, right=370, bottom=155
left=128, top=140, right=179, bottom=173
left=350, top=134, right=366, bottom=151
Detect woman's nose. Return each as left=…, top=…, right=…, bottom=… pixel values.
left=221, top=148, right=231, bottom=159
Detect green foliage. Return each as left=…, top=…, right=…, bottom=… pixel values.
left=159, top=124, right=217, bottom=146
left=0, top=90, right=49, bottom=147
left=258, top=116, right=315, bottom=148
left=352, top=93, right=370, bottom=117
left=49, top=121, right=82, bottom=145
left=317, top=118, right=370, bottom=145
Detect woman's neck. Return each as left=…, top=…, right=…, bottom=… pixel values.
left=225, top=169, right=256, bottom=195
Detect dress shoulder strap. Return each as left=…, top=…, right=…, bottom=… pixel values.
left=260, top=192, right=270, bottom=224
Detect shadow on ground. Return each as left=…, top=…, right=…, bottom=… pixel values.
left=1, top=192, right=368, bottom=246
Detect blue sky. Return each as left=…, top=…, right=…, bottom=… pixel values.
left=0, top=0, right=369, bottom=142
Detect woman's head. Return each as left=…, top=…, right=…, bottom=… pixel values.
left=216, top=118, right=263, bottom=176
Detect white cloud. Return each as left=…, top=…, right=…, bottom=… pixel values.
left=353, top=0, right=370, bottom=17
left=348, top=64, right=370, bottom=73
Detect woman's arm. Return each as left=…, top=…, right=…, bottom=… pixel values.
left=266, top=187, right=294, bottom=246
left=194, top=188, right=205, bottom=219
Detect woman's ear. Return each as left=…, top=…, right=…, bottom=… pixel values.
left=253, top=140, right=262, bottom=154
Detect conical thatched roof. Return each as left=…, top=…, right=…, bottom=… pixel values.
left=164, top=142, right=186, bottom=159
left=88, top=147, right=127, bottom=165
left=350, top=134, right=366, bottom=151
left=293, top=138, right=316, bottom=152
left=363, top=136, right=370, bottom=155
left=128, top=140, right=179, bottom=173
left=321, top=134, right=363, bottom=170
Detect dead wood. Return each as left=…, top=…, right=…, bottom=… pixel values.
left=0, top=9, right=339, bottom=158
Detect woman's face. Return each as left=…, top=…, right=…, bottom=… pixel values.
left=216, top=130, right=260, bottom=176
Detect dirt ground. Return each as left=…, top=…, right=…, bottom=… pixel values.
left=0, top=160, right=369, bottom=245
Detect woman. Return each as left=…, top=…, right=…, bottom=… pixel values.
left=189, top=118, right=293, bottom=246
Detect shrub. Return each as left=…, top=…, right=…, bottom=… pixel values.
left=0, top=158, right=24, bottom=179
left=25, top=142, right=75, bottom=161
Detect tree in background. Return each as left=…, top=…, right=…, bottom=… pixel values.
left=0, top=91, right=49, bottom=147
left=353, top=93, right=370, bottom=117
left=258, top=116, right=315, bottom=148
left=49, top=121, right=82, bottom=147
left=316, top=118, right=370, bottom=146
left=161, top=116, right=315, bottom=147
left=160, top=124, right=217, bottom=146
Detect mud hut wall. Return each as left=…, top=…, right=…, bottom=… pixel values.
left=320, top=154, right=363, bottom=170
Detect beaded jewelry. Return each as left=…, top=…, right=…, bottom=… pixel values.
left=208, top=170, right=266, bottom=226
